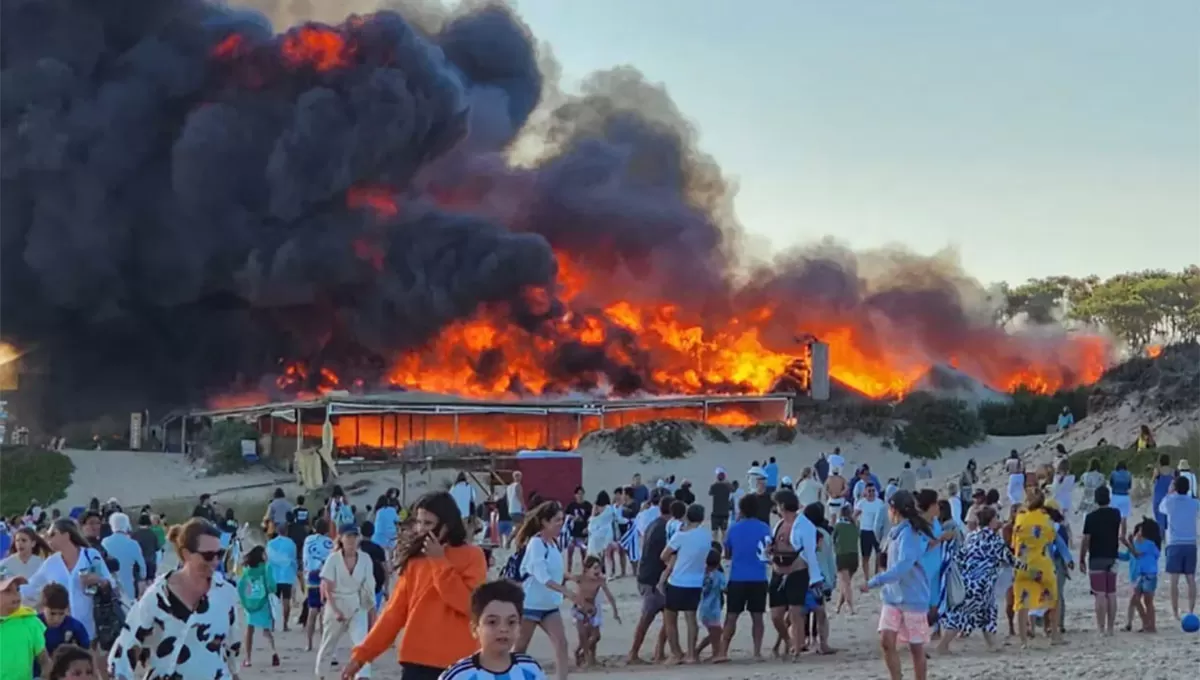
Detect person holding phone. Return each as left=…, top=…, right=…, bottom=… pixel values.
left=342, top=492, right=487, bottom=680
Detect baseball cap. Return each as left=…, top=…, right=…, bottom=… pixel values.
left=338, top=523, right=360, bottom=536
left=0, top=574, right=28, bottom=592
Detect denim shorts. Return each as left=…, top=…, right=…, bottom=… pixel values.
left=1165, top=544, right=1197, bottom=575
left=523, top=607, right=560, bottom=623
left=1134, top=573, right=1158, bottom=594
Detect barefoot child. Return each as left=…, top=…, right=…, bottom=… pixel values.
left=569, top=556, right=620, bottom=667
left=694, top=549, right=728, bottom=661
left=237, top=546, right=280, bottom=667
left=1120, top=519, right=1161, bottom=632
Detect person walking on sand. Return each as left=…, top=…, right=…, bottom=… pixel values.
left=316, top=524, right=375, bottom=679
left=238, top=546, right=279, bottom=668
left=860, top=490, right=936, bottom=680
left=936, top=506, right=1014, bottom=653
left=708, top=469, right=733, bottom=543
left=1079, top=486, right=1122, bottom=635
left=303, top=519, right=335, bottom=651
left=342, top=492, right=486, bottom=680
left=512, top=501, right=582, bottom=680
left=1159, top=476, right=1199, bottom=619
left=720, top=494, right=771, bottom=659
left=107, top=519, right=241, bottom=680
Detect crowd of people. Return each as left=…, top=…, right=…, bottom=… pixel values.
left=2, top=439, right=1198, bottom=680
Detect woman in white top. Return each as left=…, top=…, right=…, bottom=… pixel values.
left=514, top=501, right=582, bottom=680
left=108, top=519, right=242, bottom=680
left=21, top=518, right=115, bottom=640
left=1004, top=454, right=1025, bottom=515
left=1051, top=459, right=1076, bottom=520
left=1, top=526, right=50, bottom=582
left=315, top=523, right=376, bottom=679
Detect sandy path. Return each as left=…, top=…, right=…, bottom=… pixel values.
left=237, top=556, right=1199, bottom=680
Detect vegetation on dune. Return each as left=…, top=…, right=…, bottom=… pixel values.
left=0, top=446, right=75, bottom=516
left=582, top=420, right=728, bottom=459
left=737, top=421, right=797, bottom=444
left=891, top=393, right=986, bottom=460
left=1066, top=429, right=1200, bottom=480
left=977, top=388, right=1090, bottom=437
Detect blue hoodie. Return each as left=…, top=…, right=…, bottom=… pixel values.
left=867, top=521, right=930, bottom=612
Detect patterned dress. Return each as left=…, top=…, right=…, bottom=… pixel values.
left=107, top=569, right=242, bottom=679
left=1012, top=509, right=1057, bottom=611
left=940, top=527, right=1014, bottom=633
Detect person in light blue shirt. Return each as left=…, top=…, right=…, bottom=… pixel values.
left=862, top=490, right=935, bottom=679
left=764, top=458, right=779, bottom=493
left=1108, top=462, right=1134, bottom=533
left=101, top=512, right=146, bottom=603
left=1158, top=476, right=1199, bottom=619
left=373, top=498, right=399, bottom=551
left=1057, top=407, right=1074, bottom=431
left=267, top=527, right=300, bottom=629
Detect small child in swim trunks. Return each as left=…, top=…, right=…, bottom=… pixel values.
left=569, top=556, right=621, bottom=668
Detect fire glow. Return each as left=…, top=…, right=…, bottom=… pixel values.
left=202, top=17, right=1111, bottom=410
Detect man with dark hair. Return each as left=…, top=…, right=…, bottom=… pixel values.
left=1159, top=475, right=1199, bottom=619
left=131, top=513, right=159, bottom=586
left=628, top=495, right=673, bottom=664
left=191, top=493, right=215, bottom=522
left=358, top=520, right=389, bottom=622
left=722, top=493, right=771, bottom=659
left=1080, top=485, right=1121, bottom=635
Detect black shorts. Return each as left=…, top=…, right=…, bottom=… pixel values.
left=664, top=584, right=703, bottom=612
left=768, top=568, right=809, bottom=609
left=726, top=580, right=768, bottom=614
left=860, top=530, right=879, bottom=558
left=836, top=553, right=859, bottom=575
left=276, top=584, right=293, bottom=599
left=711, top=515, right=729, bottom=531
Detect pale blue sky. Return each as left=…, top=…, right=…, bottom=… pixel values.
left=514, top=1, right=1200, bottom=285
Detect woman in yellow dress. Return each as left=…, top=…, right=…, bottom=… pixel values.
left=1011, top=489, right=1064, bottom=646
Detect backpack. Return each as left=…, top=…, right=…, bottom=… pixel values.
left=334, top=502, right=354, bottom=527
left=501, top=540, right=550, bottom=582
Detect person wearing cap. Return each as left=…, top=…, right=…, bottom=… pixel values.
left=1178, top=459, right=1198, bottom=499
left=1, top=574, right=49, bottom=680
left=709, top=469, right=733, bottom=542
left=316, top=523, right=376, bottom=679
left=746, top=467, right=773, bottom=524
left=860, top=489, right=936, bottom=680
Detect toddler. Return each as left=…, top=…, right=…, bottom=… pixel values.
left=568, top=556, right=620, bottom=668
left=695, top=550, right=728, bottom=662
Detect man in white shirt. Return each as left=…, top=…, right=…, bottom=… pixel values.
left=828, top=447, right=845, bottom=475
left=854, top=485, right=887, bottom=581
left=506, top=471, right=525, bottom=522
left=796, top=468, right=825, bottom=508
left=916, top=460, right=933, bottom=481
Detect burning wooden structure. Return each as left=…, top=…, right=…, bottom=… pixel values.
left=172, top=392, right=793, bottom=460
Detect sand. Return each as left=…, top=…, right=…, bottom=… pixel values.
left=229, top=548, right=1199, bottom=680
left=48, top=406, right=1200, bottom=678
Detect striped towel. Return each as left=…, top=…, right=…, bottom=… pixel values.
left=620, top=525, right=641, bottom=562
left=558, top=517, right=573, bottom=551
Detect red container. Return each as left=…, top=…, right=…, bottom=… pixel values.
left=515, top=450, right=583, bottom=507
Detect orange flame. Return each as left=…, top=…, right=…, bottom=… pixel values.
left=280, top=27, right=352, bottom=72
left=1147, top=344, right=1163, bottom=359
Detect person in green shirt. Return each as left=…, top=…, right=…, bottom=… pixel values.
left=0, top=575, right=49, bottom=680
left=832, top=506, right=862, bottom=614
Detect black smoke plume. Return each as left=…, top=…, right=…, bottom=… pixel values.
left=2, top=1, right=1106, bottom=430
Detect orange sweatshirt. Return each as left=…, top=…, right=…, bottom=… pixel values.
left=351, top=544, right=487, bottom=670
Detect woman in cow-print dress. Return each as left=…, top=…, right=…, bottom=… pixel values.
left=108, top=519, right=243, bottom=679
left=936, top=507, right=1015, bottom=653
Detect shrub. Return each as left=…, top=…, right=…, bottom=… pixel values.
left=892, top=393, right=985, bottom=459
left=978, top=387, right=1089, bottom=436
left=738, top=421, right=797, bottom=444
left=204, top=420, right=260, bottom=475
left=0, top=446, right=75, bottom=516
left=581, top=420, right=722, bottom=459
left=1067, top=429, right=1200, bottom=480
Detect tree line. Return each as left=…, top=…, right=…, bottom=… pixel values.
left=996, top=265, right=1200, bottom=350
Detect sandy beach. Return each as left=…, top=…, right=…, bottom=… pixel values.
left=228, top=544, right=1199, bottom=680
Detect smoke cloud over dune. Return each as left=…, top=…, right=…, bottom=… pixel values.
left=1, top=1, right=1109, bottom=427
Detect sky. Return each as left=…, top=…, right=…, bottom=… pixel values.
left=510, top=1, right=1200, bottom=285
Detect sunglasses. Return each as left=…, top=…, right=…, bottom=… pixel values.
left=193, top=549, right=226, bottom=563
